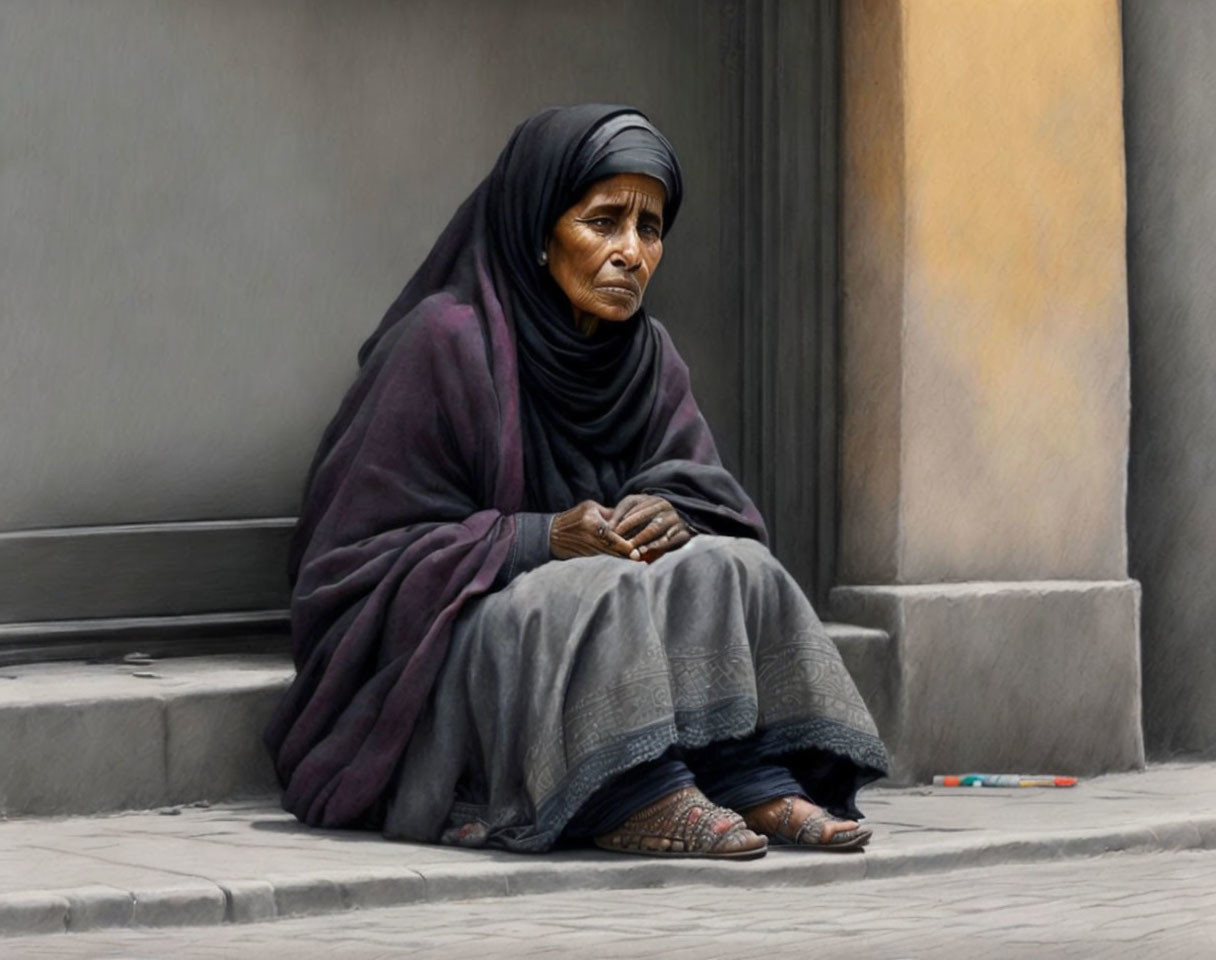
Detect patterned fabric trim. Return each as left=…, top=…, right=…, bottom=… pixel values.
left=441, top=699, right=888, bottom=853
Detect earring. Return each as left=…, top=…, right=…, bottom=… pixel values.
left=538, top=250, right=548, bottom=266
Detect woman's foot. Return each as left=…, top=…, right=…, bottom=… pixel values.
left=740, top=795, right=872, bottom=850
left=594, top=786, right=767, bottom=859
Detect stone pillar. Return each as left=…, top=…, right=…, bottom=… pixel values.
left=1124, top=2, right=1216, bottom=758
left=834, top=0, right=1144, bottom=781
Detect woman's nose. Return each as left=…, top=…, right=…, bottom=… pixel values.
left=612, top=229, right=643, bottom=269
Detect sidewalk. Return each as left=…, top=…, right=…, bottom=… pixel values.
left=1, top=762, right=1213, bottom=938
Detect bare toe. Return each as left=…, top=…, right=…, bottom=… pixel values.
left=818, top=818, right=860, bottom=843
left=718, top=825, right=765, bottom=854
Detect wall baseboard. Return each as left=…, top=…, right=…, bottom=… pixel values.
left=0, top=609, right=290, bottom=667
left=0, top=518, right=295, bottom=623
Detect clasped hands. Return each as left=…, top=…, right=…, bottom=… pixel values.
left=549, top=494, right=693, bottom=563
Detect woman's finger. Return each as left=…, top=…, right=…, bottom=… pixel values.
left=638, top=526, right=692, bottom=561
left=614, top=499, right=669, bottom=537
left=609, top=495, right=647, bottom=527
left=591, top=516, right=636, bottom=557
left=612, top=497, right=658, bottom=532
left=627, top=513, right=679, bottom=555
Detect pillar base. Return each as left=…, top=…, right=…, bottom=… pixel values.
left=830, top=581, right=1145, bottom=784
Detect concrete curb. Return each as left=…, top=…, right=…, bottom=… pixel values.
left=3, top=815, right=1215, bottom=938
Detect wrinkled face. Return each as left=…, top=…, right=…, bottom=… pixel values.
left=545, top=173, right=665, bottom=326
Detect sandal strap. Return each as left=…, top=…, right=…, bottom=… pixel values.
left=774, top=796, right=795, bottom=835
left=793, top=811, right=828, bottom=845
left=607, top=788, right=748, bottom=854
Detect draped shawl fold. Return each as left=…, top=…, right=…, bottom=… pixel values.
left=264, top=104, right=766, bottom=828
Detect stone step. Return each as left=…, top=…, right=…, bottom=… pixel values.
left=0, top=625, right=890, bottom=819
left=0, top=654, right=291, bottom=818
left=823, top=621, right=895, bottom=737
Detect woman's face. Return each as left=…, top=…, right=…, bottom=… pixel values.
left=545, top=173, right=665, bottom=327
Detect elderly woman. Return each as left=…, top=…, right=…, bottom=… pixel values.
left=265, top=104, right=888, bottom=860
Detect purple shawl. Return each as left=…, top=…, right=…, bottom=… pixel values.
left=264, top=105, right=766, bottom=828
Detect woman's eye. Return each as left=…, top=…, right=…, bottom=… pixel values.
left=640, top=224, right=661, bottom=238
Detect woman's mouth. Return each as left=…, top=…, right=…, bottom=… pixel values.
left=597, top=283, right=639, bottom=298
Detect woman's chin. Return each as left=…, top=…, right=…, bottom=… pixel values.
left=588, top=298, right=640, bottom=323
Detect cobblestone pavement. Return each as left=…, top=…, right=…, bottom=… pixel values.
left=7, top=849, right=1215, bottom=960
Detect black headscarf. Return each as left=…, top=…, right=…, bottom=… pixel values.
left=358, top=104, right=685, bottom=512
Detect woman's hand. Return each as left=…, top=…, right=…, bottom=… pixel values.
left=550, top=500, right=636, bottom=560
left=611, top=494, right=694, bottom=562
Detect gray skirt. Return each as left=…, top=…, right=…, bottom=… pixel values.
left=383, top=535, right=887, bottom=852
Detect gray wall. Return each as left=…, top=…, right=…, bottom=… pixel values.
left=1124, top=1, right=1216, bottom=756
left=1, top=0, right=741, bottom=533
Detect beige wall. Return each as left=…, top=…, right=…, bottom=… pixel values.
left=841, top=0, right=1130, bottom=584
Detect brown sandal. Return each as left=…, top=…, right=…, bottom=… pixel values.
left=744, top=796, right=872, bottom=851
left=594, top=787, right=767, bottom=860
